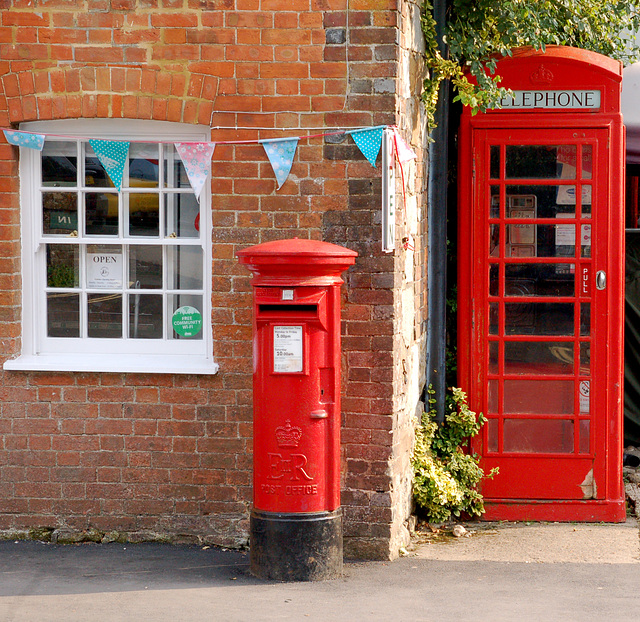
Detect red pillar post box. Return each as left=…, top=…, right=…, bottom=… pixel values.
left=237, top=238, right=357, bottom=581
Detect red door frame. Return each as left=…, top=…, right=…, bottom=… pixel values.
left=458, top=48, right=625, bottom=522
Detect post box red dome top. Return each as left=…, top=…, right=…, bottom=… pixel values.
left=465, top=45, right=622, bottom=117
left=237, top=238, right=358, bottom=285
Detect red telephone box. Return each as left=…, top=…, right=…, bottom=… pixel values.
left=458, top=47, right=626, bottom=521
left=238, top=238, right=357, bottom=580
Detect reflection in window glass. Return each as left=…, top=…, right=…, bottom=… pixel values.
left=503, top=419, right=574, bottom=453
left=490, top=146, right=500, bottom=179
left=88, top=293, right=122, bottom=338
left=504, top=341, right=574, bottom=375
left=42, top=141, right=77, bottom=187
left=488, top=379, right=499, bottom=413
left=164, top=145, right=192, bottom=189
left=505, top=145, right=576, bottom=179
left=579, top=420, right=590, bottom=453
left=490, top=187, right=500, bottom=218
left=489, top=341, right=499, bottom=374
left=505, top=264, right=574, bottom=297
left=129, top=293, right=163, bottom=339
left=581, top=145, right=593, bottom=180
left=504, top=379, right=574, bottom=414
left=129, top=193, right=160, bottom=237
left=505, top=302, right=574, bottom=335
left=47, top=292, right=80, bottom=337
left=487, top=418, right=499, bottom=452
left=129, top=144, right=159, bottom=189
left=489, top=302, right=499, bottom=335
left=165, top=193, right=200, bottom=238
left=47, top=244, right=79, bottom=288
left=580, top=304, right=590, bottom=336
left=580, top=342, right=590, bottom=374
left=86, top=192, right=118, bottom=236
left=43, top=193, right=77, bottom=236
left=167, top=246, right=203, bottom=290
left=489, top=264, right=498, bottom=296
left=129, top=245, right=162, bottom=289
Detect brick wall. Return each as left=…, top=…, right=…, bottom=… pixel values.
left=0, top=0, right=428, bottom=558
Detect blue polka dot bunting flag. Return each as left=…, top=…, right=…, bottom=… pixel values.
left=349, top=125, right=385, bottom=167
left=3, top=130, right=45, bottom=151
left=261, top=137, right=299, bottom=189
left=88, top=139, right=130, bottom=192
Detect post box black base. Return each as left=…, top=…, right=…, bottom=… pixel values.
left=250, top=509, right=343, bottom=581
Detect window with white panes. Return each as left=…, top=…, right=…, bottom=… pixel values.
left=6, top=120, right=217, bottom=374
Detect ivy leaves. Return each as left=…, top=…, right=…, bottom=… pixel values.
left=422, top=0, right=640, bottom=123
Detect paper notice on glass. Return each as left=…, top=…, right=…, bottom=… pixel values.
left=87, top=246, right=123, bottom=289
left=273, top=325, right=303, bottom=373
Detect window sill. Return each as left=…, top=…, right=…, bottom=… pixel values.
left=3, top=353, right=219, bottom=375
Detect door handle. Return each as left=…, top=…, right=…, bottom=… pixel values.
left=596, top=270, right=606, bottom=290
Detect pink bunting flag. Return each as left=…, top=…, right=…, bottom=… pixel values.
left=393, top=129, right=418, bottom=163
left=174, top=142, right=216, bottom=201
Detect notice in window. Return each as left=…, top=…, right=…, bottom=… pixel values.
left=87, top=246, right=123, bottom=289
left=273, top=326, right=303, bottom=373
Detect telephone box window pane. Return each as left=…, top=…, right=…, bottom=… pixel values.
left=579, top=420, right=590, bottom=453
left=129, top=245, right=162, bottom=289
left=581, top=146, right=593, bottom=179
left=85, top=146, right=115, bottom=188
left=88, top=293, right=122, bottom=338
left=47, top=244, right=79, bottom=288
left=582, top=193, right=592, bottom=218
left=487, top=418, right=499, bottom=452
left=489, top=264, right=498, bottom=296
left=503, top=419, right=574, bottom=453
left=47, top=293, right=80, bottom=337
left=488, top=379, right=499, bottom=413
left=129, top=294, right=163, bottom=339
left=504, top=379, right=574, bottom=414
left=490, top=224, right=500, bottom=257
left=43, top=193, right=77, bottom=236
left=489, top=341, right=499, bottom=373
left=165, top=193, right=200, bottom=238
left=580, top=342, right=591, bottom=374
left=129, top=144, right=159, bottom=189
left=42, top=142, right=77, bottom=187
left=505, top=264, right=574, bottom=297
left=86, top=192, right=118, bottom=236
left=490, top=147, right=500, bottom=179
left=580, top=304, right=590, bottom=336
left=169, top=294, right=203, bottom=340
left=505, top=145, right=576, bottom=179
left=129, top=193, right=160, bottom=237
left=490, top=187, right=500, bottom=218
left=581, top=224, right=592, bottom=257
left=505, top=302, right=574, bottom=335
left=489, top=302, right=499, bottom=335
left=167, top=246, right=203, bottom=290
left=164, top=145, right=191, bottom=189
left=504, top=342, right=573, bottom=375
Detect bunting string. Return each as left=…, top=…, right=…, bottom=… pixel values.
left=2, top=124, right=416, bottom=200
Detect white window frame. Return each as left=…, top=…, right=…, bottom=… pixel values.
left=4, top=119, right=218, bottom=375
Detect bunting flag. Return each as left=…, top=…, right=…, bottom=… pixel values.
left=174, top=142, right=216, bottom=201
left=349, top=125, right=385, bottom=167
left=261, top=137, right=299, bottom=189
left=3, top=129, right=45, bottom=150
left=88, top=139, right=130, bottom=191
left=392, top=128, right=418, bottom=163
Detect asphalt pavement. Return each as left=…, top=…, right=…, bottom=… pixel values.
left=1, top=519, right=639, bottom=622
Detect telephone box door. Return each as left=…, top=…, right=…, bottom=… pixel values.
left=467, top=126, right=623, bottom=510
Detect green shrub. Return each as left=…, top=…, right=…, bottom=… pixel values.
left=412, top=386, right=496, bottom=523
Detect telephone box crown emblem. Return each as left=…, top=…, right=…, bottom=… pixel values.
left=530, top=64, right=554, bottom=85
left=275, top=420, right=303, bottom=448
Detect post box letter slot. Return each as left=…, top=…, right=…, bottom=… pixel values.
left=258, top=304, right=319, bottom=319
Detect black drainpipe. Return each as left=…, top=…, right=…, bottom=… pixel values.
left=426, top=0, right=450, bottom=422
